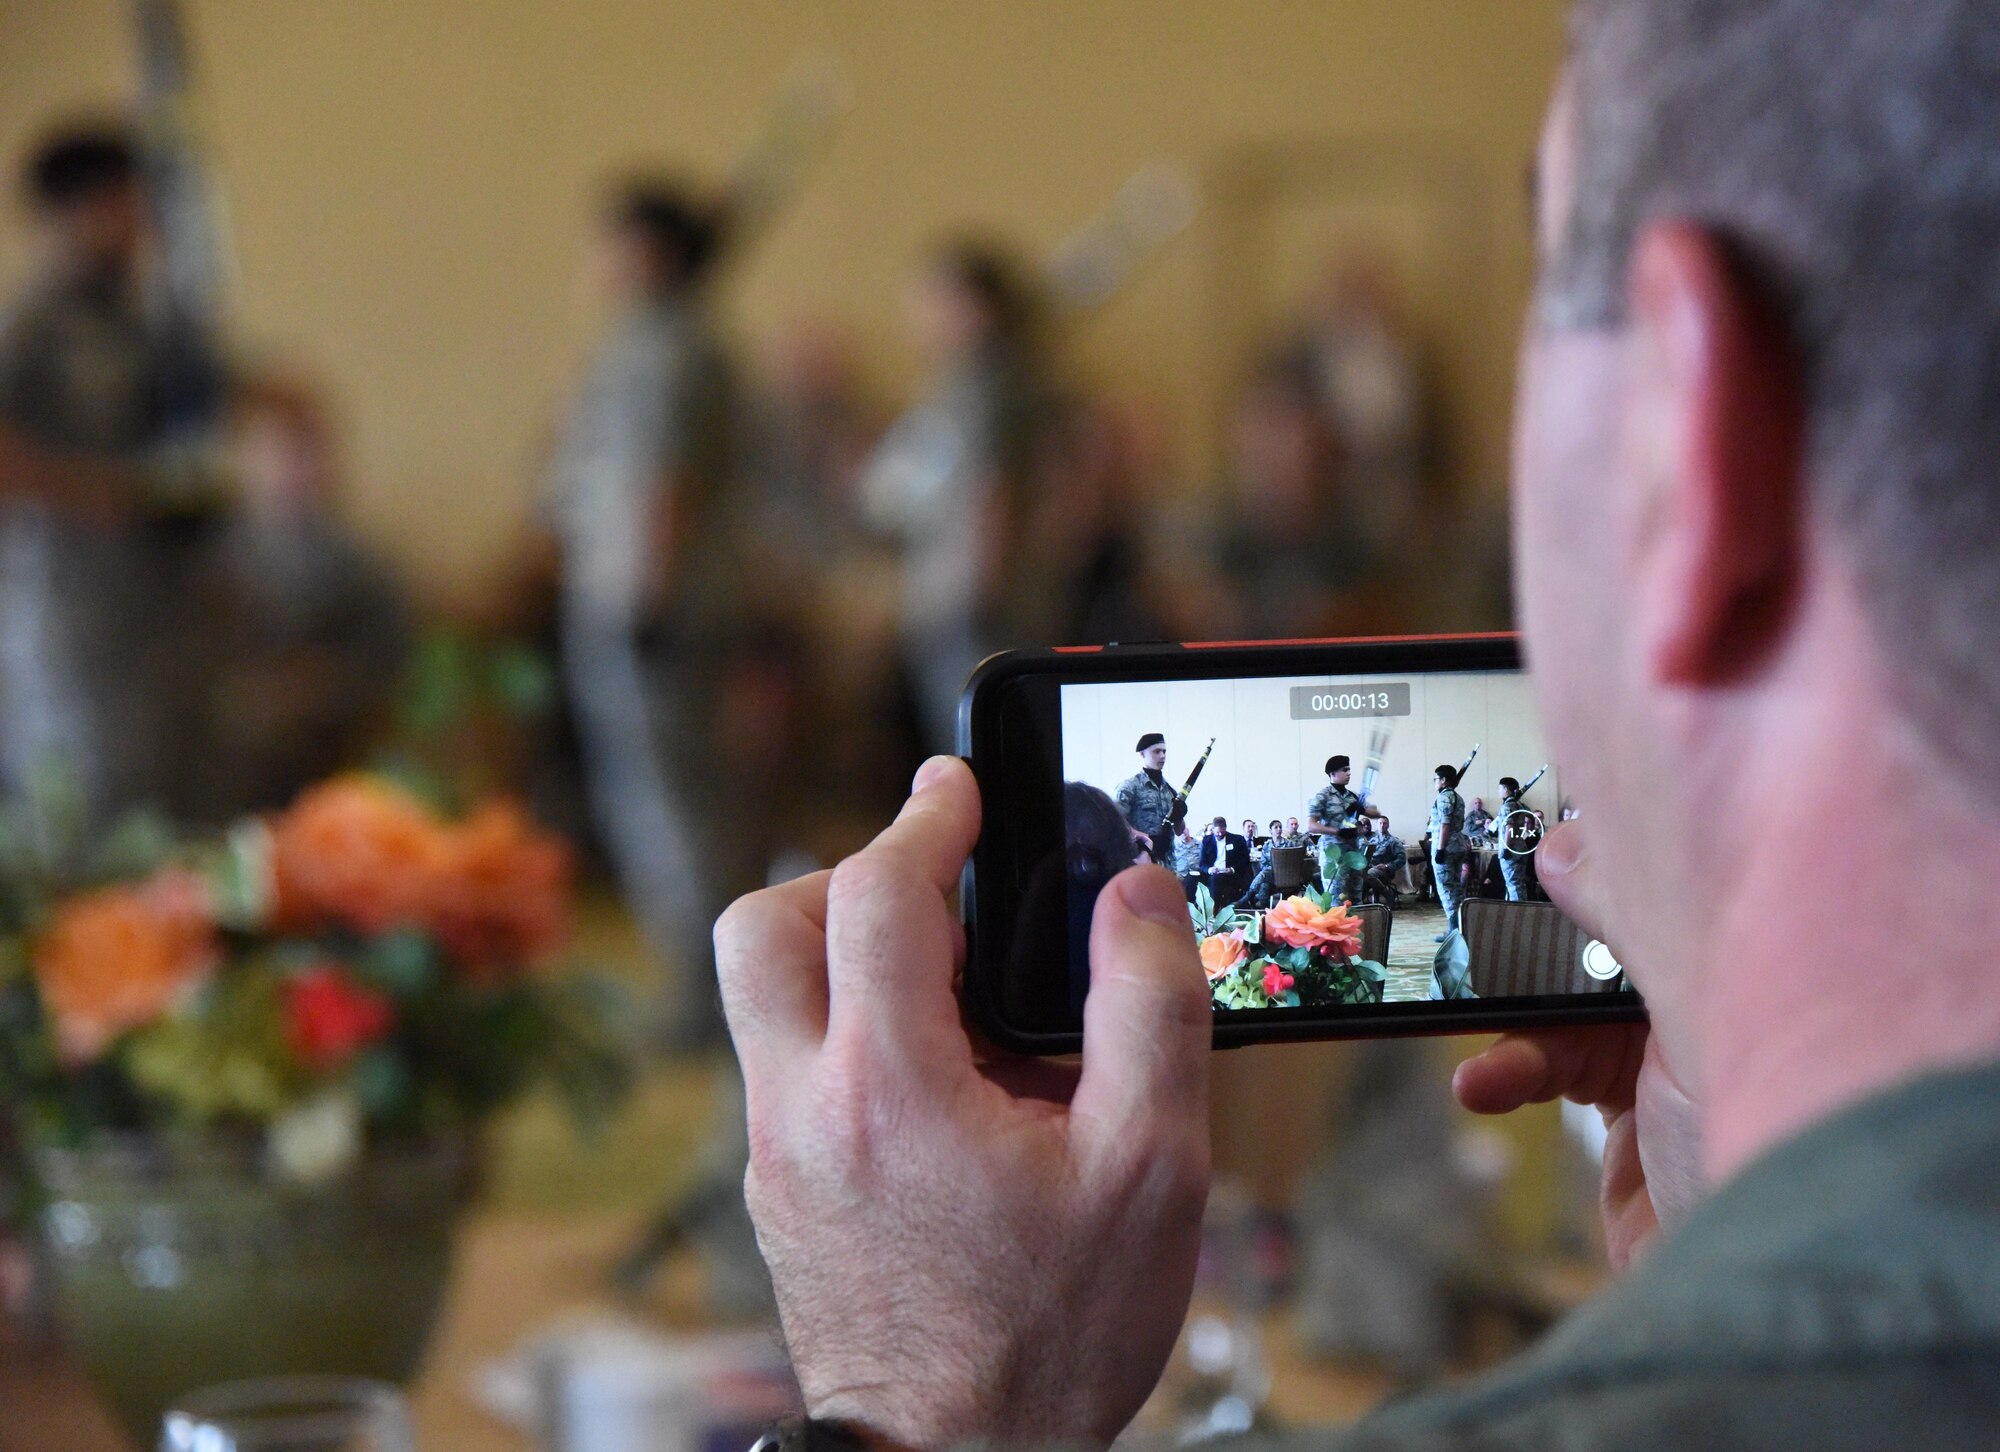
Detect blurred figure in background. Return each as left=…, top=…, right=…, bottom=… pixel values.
left=860, top=239, right=1057, bottom=751
left=1301, top=255, right=1433, bottom=558
left=1024, top=394, right=1165, bottom=648
left=1177, top=351, right=1394, bottom=642
left=537, top=176, right=740, bottom=1046
left=737, top=319, right=907, bottom=819
left=0, top=123, right=225, bottom=822
left=191, top=375, right=409, bottom=821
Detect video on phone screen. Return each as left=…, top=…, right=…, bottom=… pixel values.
left=1059, top=670, right=1630, bottom=1013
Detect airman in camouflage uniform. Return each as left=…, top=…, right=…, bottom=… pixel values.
left=1496, top=776, right=1542, bottom=902
left=1114, top=732, right=1179, bottom=866
left=1307, top=754, right=1379, bottom=903
left=1430, top=763, right=1468, bottom=934
left=1364, top=818, right=1408, bottom=904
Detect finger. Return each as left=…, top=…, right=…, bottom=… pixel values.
left=821, top=756, right=982, bottom=1066
left=1535, top=818, right=1615, bottom=944
left=714, top=870, right=834, bottom=1074
left=1452, top=1022, right=1646, bottom=1115
left=1599, top=1106, right=1663, bottom=1269
left=1072, top=866, right=1212, bottom=1149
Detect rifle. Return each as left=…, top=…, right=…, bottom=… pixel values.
left=1457, top=743, right=1480, bottom=785
left=132, top=0, right=231, bottom=327
left=1359, top=721, right=1393, bottom=803
left=1047, top=162, right=1199, bottom=316
left=1518, top=764, right=1549, bottom=798
left=1168, top=737, right=1216, bottom=828
left=721, top=55, right=852, bottom=266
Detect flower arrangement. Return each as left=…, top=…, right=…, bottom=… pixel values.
left=0, top=774, right=629, bottom=1182
left=1189, top=884, right=1387, bottom=1010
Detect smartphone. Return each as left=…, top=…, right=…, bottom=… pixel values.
left=957, top=634, right=1645, bottom=1053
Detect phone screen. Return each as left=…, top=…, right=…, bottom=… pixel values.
left=1056, top=665, right=1628, bottom=1017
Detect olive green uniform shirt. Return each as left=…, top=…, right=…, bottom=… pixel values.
left=1298, top=1060, right=2000, bottom=1448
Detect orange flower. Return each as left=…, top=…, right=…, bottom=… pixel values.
left=1263, top=896, right=1364, bottom=958
left=270, top=776, right=453, bottom=938
left=428, top=800, right=572, bottom=981
left=1199, top=932, right=1248, bottom=982
left=269, top=777, right=571, bottom=980
left=34, top=870, right=219, bottom=1063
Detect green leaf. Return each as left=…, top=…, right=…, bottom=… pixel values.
left=357, top=930, right=442, bottom=999
left=85, top=809, right=176, bottom=884
left=123, top=972, right=300, bottom=1123
left=486, top=642, right=558, bottom=718
left=196, top=821, right=276, bottom=931
left=350, top=1045, right=415, bottom=1120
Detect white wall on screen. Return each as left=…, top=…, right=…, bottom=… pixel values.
left=1060, top=672, right=1559, bottom=840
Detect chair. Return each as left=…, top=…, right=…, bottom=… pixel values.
left=1348, top=902, right=1392, bottom=966
left=1270, top=845, right=1311, bottom=896
left=1459, top=899, right=1625, bottom=998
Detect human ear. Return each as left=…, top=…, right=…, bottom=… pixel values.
left=1623, top=222, right=1804, bottom=685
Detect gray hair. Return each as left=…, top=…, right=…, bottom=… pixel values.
left=1546, top=1, right=2000, bottom=776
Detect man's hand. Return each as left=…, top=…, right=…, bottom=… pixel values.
left=716, top=756, right=1213, bottom=1450
left=1452, top=820, right=1704, bottom=1268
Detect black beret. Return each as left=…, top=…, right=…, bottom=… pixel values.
left=1325, top=754, right=1350, bottom=775
left=1136, top=733, right=1165, bottom=752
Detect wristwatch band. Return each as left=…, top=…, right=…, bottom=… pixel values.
left=748, top=1415, right=875, bottom=1452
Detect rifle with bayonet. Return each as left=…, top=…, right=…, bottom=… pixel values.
left=1167, top=737, right=1216, bottom=829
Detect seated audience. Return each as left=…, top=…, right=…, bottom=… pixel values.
left=1364, top=815, right=1408, bottom=904
left=192, top=377, right=410, bottom=820
left=1197, top=815, right=1250, bottom=906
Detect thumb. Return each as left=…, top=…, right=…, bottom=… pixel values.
left=1072, top=866, right=1212, bottom=1143
left=1536, top=817, right=1617, bottom=946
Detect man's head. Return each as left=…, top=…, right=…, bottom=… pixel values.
left=1209, top=816, right=1227, bottom=837
left=1434, top=764, right=1460, bottom=793
left=231, top=376, right=339, bottom=519
left=1286, top=816, right=1300, bottom=835
left=22, top=125, right=145, bottom=275
left=1372, top=816, right=1391, bottom=837
left=600, top=177, right=723, bottom=301
left=1136, top=734, right=1167, bottom=771
left=1325, top=754, right=1351, bottom=785
left=1499, top=777, right=1521, bottom=801
left=1242, top=819, right=1258, bottom=839
left=1471, top=796, right=1488, bottom=813
left=1518, top=2, right=2000, bottom=1109
left=913, top=237, right=1037, bottom=362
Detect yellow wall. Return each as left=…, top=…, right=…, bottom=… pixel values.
left=0, top=1, right=1567, bottom=599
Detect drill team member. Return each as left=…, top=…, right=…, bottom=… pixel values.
left=1114, top=733, right=1178, bottom=866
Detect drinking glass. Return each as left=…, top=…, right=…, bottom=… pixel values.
left=159, top=1376, right=416, bottom=1452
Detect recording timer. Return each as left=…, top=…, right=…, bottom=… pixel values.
left=1288, top=682, right=1412, bottom=720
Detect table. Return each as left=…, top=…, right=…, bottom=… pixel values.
left=2, top=1210, right=1601, bottom=1451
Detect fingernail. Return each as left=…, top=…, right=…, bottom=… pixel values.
left=912, top=756, right=956, bottom=794
left=1540, top=820, right=1585, bottom=878
left=1115, top=867, right=1194, bottom=932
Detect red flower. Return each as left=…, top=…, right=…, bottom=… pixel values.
left=1260, top=963, right=1296, bottom=1000
left=284, top=965, right=395, bottom=1071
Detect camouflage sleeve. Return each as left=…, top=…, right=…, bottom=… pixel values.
left=1115, top=778, right=1140, bottom=825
